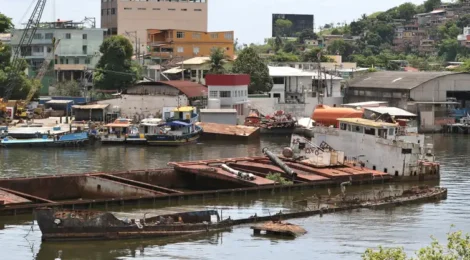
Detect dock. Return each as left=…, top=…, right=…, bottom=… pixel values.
left=443, top=123, right=470, bottom=134
left=196, top=122, right=259, bottom=140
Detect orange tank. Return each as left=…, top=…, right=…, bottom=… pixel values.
left=312, top=105, right=364, bottom=126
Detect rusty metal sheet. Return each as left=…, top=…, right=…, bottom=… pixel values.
left=0, top=189, right=32, bottom=205
left=196, top=122, right=259, bottom=137
left=174, top=164, right=275, bottom=186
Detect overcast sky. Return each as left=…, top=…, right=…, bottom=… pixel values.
left=1, top=0, right=425, bottom=44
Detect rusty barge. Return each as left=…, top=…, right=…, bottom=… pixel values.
left=34, top=186, right=447, bottom=242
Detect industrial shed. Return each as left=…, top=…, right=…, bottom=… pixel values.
left=72, top=104, right=110, bottom=122
left=345, top=71, right=470, bottom=132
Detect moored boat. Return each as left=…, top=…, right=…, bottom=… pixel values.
left=146, top=106, right=202, bottom=146
left=245, top=109, right=297, bottom=135
left=35, top=208, right=231, bottom=242
left=100, top=118, right=146, bottom=145
left=0, top=131, right=92, bottom=148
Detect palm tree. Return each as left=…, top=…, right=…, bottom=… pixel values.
left=209, top=48, right=227, bottom=74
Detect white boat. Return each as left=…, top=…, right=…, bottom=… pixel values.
left=309, top=116, right=439, bottom=180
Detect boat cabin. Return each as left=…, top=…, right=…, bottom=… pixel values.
left=337, top=118, right=398, bottom=140
left=169, top=106, right=198, bottom=124
left=139, top=118, right=163, bottom=135
left=102, top=118, right=138, bottom=138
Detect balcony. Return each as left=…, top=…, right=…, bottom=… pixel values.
left=54, top=64, right=88, bottom=71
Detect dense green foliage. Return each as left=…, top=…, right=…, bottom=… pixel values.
left=363, top=229, right=470, bottom=259
left=51, top=81, right=82, bottom=97
left=0, top=12, right=39, bottom=100
left=232, top=47, right=273, bottom=94
left=247, top=0, right=470, bottom=71
left=209, top=47, right=227, bottom=74
left=93, top=35, right=141, bottom=90
left=266, top=172, right=293, bottom=185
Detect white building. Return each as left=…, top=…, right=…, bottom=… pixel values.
left=247, top=66, right=344, bottom=117
left=205, top=74, right=250, bottom=118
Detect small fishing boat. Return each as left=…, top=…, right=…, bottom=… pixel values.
left=100, top=118, right=146, bottom=145
left=245, top=109, right=297, bottom=135
left=0, top=131, right=91, bottom=148
left=35, top=208, right=232, bottom=242
left=146, top=106, right=203, bottom=146
left=139, top=118, right=163, bottom=135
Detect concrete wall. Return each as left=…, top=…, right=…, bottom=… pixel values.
left=248, top=96, right=343, bottom=117
left=200, top=112, right=238, bottom=125
left=410, top=73, right=470, bottom=101
left=127, top=85, right=180, bottom=96
left=97, top=94, right=188, bottom=119
left=208, top=85, right=248, bottom=106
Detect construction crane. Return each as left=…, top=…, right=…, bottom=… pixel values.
left=16, top=38, right=61, bottom=119
left=0, top=0, right=47, bottom=122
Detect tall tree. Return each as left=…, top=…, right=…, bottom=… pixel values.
left=274, top=19, right=293, bottom=37
left=232, top=47, right=272, bottom=94
left=396, top=3, right=417, bottom=21
left=0, top=13, right=13, bottom=33
left=297, top=29, right=318, bottom=44
left=93, top=35, right=140, bottom=90
left=424, top=0, right=441, bottom=12
left=208, top=47, right=227, bottom=74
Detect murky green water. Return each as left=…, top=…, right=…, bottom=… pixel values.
left=0, top=135, right=469, bottom=260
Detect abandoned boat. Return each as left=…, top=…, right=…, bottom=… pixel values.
left=145, top=106, right=202, bottom=146
left=245, top=109, right=297, bottom=135
left=35, top=208, right=231, bottom=242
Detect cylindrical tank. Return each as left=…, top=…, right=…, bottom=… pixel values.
left=312, top=105, right=364, bottom=126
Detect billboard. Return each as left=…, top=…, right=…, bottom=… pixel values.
left=272, top=14, right=314, bottom=38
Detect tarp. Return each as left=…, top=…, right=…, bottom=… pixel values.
left=166, top=121, right=191, bottom=127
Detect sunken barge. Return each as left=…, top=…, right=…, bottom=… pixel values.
left=34, top=186, right=447, bottom=242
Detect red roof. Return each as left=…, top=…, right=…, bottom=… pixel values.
left=205, top=74, right=250, bottom=86
left=132, top=81, right=207, bottom=98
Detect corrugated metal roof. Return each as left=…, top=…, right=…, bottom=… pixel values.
left=46, top=100, right=74, bottom=104
left=177, top=57, right=210, bottom=65
left=268, top=66, right=343, bottom=79
left=348, top=71, right=459, bottom=90
left=365, top=107, right=416, bottom=117
left=72, top=104, right=110, bottom=109
left=132, top=81, right=208, bottom=98
left=200, top=109, right=237, bottom=113
left=342, top=101, right=388, bottom=108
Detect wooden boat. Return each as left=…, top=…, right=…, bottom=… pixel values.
left=100, top=118, right=146, bottom=145
left=146, top=106, right=203, bottom=146
left=0, top=131, right=94, bottom=148
left=35, top=208, right=232, bottom=242
left=245, top=109, right=297, bottom=135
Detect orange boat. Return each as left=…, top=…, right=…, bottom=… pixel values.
left=311, top=105, right=364, bottom=127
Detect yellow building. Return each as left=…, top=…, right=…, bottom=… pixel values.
left=147, top=29, right=234, bottom=61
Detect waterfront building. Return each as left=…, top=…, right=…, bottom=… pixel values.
left=101, top=0, right=208, bottom=48
left=10, top=20, right=105, bottom=94
left=205, top=74, right=249, bottom=119
left=272, top=14, right=314, bottom=37
left=345, top=71, right=470, bottom=132
left=147, top=29, right=234, bottom=64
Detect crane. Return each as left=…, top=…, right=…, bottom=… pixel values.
left=0, top=0, right=47, bottom=122
left=16, top=37, right=60, bottom=119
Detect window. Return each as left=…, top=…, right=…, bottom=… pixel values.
left=65, top=33, right=71, bottom=39
left=209, top=91, right=218, bottom=98
left=138, top=8, right=146, bottom=10
left=193, top=46, right=200, bottom=54
left=74, top=58, right=80, bottom=64
left=153, top=8, right=160, bottom=10
left=176, top=47, right=184, bottom=53
left=83, top=34, right=87, bottom=40
left=124, top=7, right=132, bottom=10
left=364, top=127, right=376, bottom=136
left=181, top=8, right=187, bottom=11
left=353, top=126, right=364, bottom=133
left=176, top=31, right=185, bottom=38
left=111, top=8, right=116, bottom=15
left=60, top=58, right=64, bottom=64
left=82, top=45, right=87, bottom=54
left=272, top=77, right=284, bottom=84
left=192, top=33, right=201, bottom=39
left=340, top=123, right=347, bottom=130
left=47, top=47, right=52, bottom=53
left=33, top=33, right=42, bottom=40
left=220, top=91, right=231, bottom=98
left=168, top=8, right=176, bottom=11
left=388, top=128, right=395, bottom=136
left=194, top=9, right=202, bottom=11
left=65, top=58, right=69, bottom=64
left=224, top=32, right=233, bottom=40
left=85, top=58, right=90, bottom=64
left=191, top=70, right=197, bottom=77
left=45, top=33, right=53, bottom=39
left=32, top=46, right=43, bottom=53
left=210, top=33, right=218, bottom=39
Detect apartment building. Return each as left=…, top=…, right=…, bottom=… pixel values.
left=10, top=20, right=105, bottom=94
left=147, top=29, right=234, bottom=62
left=101, top=0, right=208, bottom=49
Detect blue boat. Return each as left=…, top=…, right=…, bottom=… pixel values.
left=145, top=106, right=203, bottom=146
left=1, top=132, right=92, bottom=148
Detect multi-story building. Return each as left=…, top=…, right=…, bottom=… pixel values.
left=458, top=27, right=470, bottom=48
left=272, top=14, right=314, bottom=38
left=147, top=29, right=234, bottom=62
left=10, top=20, right=105, bottom=94
left=101, top=0, right=208, bottom=50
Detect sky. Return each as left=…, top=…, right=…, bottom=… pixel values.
left=0, top=0, right=426, bottom=44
